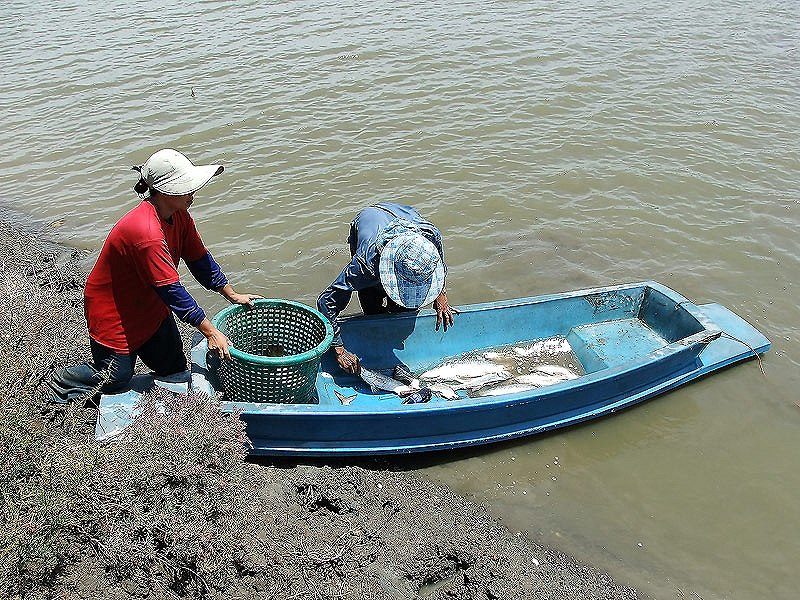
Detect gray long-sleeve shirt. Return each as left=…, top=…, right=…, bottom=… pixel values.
left=317, top=202, right=445, bottom=346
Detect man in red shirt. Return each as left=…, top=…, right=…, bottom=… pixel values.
left=49, top=149, right=261, bottom=403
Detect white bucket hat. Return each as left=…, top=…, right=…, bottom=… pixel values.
left=135, top=149, right=223, bottom=196
left=378, top=232, right=445, bottom=309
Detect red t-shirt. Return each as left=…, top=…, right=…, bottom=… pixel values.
left=84, top=201, right=207, bottom=353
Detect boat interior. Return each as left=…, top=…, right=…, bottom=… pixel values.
left=331, top=282, right=709, bottom=378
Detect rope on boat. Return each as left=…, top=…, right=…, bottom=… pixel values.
left=672, top=301, right=767, bottom=376
left=719, top=332, right=767, bottom=376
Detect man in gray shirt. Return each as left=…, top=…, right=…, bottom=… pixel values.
left=318, top=202, right=457, bottom=373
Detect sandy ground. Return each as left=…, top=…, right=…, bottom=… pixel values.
left=0, top=209, right=641, bottom=599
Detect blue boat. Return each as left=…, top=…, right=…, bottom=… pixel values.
left=190, top=281, right=770, bottom=456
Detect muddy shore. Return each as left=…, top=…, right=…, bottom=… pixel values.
left=0, top=211, right=640, bottom=599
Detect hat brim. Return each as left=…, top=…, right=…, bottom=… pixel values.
left=153, top=165, right=224, bottom=195
left=379, top=233, right=446, bottom=309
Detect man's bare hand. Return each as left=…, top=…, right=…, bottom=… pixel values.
left=434, top=291, right=458, bottom=332
left=335, top=346, right=360, bottom=374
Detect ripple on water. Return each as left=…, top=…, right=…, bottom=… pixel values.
left=2, top=2, right=800, bottom=598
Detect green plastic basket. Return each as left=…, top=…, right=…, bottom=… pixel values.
left=211, top=299, right=333, bottom=404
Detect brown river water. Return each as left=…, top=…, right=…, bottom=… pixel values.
left=2, top=1, right=798, bottom=598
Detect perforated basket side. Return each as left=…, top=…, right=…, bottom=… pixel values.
left=211, top=299, right=333, bottom=403
left=216, top=355, right=321, bottom=404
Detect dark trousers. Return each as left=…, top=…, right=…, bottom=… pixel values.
left=357, top=286, right=408, bottom=315
left=47, top=315, right=186, bottom=404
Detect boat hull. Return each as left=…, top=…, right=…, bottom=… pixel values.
left=191, top=282, right=770, bottom=456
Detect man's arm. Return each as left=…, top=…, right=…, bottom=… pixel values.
left=318, top=257, right=377, bottom=374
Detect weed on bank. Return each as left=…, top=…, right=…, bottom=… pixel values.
left=0, top=222, right=265, bottom=598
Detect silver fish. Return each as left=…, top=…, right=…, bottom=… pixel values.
left=359, top=367, right=416, bottom=396
left=512, top=365, right=579, bottom=388
left=479, top=367, right=579, bottom=397
left=513, top=345, right=537, bottom=357
left=513, top=373, right=568, bottom=387
left=421, top=360, right=509, bottom=383
left=514, top=338, right=573, bottom=357
left=453, top=371, right=511, bottom=390
left=532, top=364, right=578, bottom=379
left=393, top=364, right=456, bottom=400
left=428, top=383, right=459, bottom=400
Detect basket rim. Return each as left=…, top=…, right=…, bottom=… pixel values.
left=211, top=298, right=334, bottom=366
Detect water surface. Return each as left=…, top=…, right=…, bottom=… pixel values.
left=2, top=1, right=798, bottom=598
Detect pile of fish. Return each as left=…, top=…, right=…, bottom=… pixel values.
left=357, top=337, right=584, bottom=402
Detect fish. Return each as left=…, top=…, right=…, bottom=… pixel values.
left=392, top=364, right=421, bottom=389
left=359, top=367, right=416, bottom=396
left=393, top=364, right=458, bottom=400
left=392, top=364, right=416, bottom=384
left=513, top=373, right=568, bottom=387
left=478, top=366, right=580, bottom=397
left=420, top=360, right=510, bottom=383
left=513, top=338, right=573, bottom=357
left=420, top=360, right=512, bottom=397
left=428, top=383, right=459, bottom=400
left=334, top=390, right=357, bottom=406
left=508, top=366, right=579, bottom=388
left=513, top=346, right=537, bottom=357
left=453, top=371, right=512, bottom=389
left=532, top=364, right=578, bottom=379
